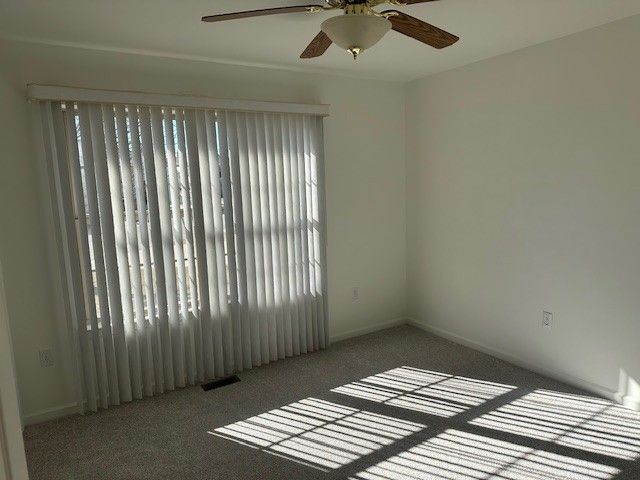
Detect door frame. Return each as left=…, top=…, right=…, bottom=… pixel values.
left=0, top=258, right=29, bottom=479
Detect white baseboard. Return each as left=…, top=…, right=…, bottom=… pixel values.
left=407, top=318, right=621, bottom=403
left=22, top=401, right=80, bottom=426
left=329, top=317, right=407, bottom=343
left=22, top=316, right=637, bottom=426
left=620, top=394, right=640, bottom=411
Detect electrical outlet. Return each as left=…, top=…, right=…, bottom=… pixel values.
left=39, top=349, right=54, bottom=368
left=352, top=287, right=359, bottom=301
left=542, top=311, right=553, bottom=329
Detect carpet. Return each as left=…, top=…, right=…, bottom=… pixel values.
left=23, top=325, right=640, bottom=479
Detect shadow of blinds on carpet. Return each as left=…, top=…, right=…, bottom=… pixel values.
left=38, top=99, right=329, bottom=412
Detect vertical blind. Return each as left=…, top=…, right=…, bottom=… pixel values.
left=39, top=100, right=328, bottom=412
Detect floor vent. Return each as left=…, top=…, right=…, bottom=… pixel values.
left=201, top=375, right=241, bottom=391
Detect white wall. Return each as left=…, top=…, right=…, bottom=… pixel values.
left=406, top=14, right=640, bottom=403
left=0, top=39, right=407, bottom=422
left=0, top=260, right=29, bottom=479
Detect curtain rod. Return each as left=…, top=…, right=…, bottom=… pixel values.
left=27, top=84, right=330, bottom=117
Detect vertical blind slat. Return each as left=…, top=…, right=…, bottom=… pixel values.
left=301, top=116, right=316, bottom=351
left=150, top=106, right=177, bottom=391
left=283, top=115, right=300, bottom=356
left=163, top=110, right=188, bottom=388
left=293, top=115, right=309, bottom=354
left=175, top=108, right=198, bottom=386
left=114, top=105, right=144, bottom=400
left=259, top=114, right=278, bottom=362
left=190, top=109, right=212, bottom=381
left=203, top=111, right=227, bottom=376
left=236, top=113, right=259, bottom=367
left=274, top=116, right=293, bottom=358
left=214, top=111, right=240, bottom=374
left=248, top=114, right=269, bottom=365
left=138, top=107, right=167, bottom=393
left=313, top=116, right=329, bottom=349
left=225, top=111, right=249, bottom=370
left=264, top=114, right=285, bottom=360
left=195, top=111, right=216, bottom=378
left=127, top=106, right=156, bottom=397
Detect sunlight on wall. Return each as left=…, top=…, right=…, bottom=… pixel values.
left=332, top=366, right=515, bottom=417
left=470, top=389, right=640, bottom=460
left=350, top=429, right=620, bottom=480
left=209, top=397, right=425, bottom=471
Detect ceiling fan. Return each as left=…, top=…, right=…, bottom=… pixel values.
left=202, top=0, right=459, bottom=60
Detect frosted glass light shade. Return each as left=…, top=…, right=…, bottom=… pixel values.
left=321, top=14, right=391, bottom=53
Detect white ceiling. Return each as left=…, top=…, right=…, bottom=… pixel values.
left=1, top=0, right=639, bottom=82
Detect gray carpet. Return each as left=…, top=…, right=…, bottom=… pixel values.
left=23, top=325, right=640, bottom=479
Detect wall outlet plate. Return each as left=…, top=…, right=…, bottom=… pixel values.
left=542, top=311, right=553, bottom=329
left=39, top=349, right=54, bottom=368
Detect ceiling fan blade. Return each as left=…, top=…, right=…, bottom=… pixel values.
left=300, top=31, right=332, bottom=58
left=383, top=10, right=458, bottom=49
left=400, top=0, right=441, bottom=4
left=202, top=5, right=324, bottom=23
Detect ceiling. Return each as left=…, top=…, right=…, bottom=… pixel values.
left=1, top=0, right=639, bottom=82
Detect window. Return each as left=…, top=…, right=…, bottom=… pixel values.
left=40, top=99, right=328, bottom=411
left=68, top=107, right=228, bottom=329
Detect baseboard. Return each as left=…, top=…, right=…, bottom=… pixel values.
left=407, top=318, right=621, bottom=403
left=329, top=317, right=407, bottom=343
left=22, top=401, right=80, bottom=426
left=620, top=394, right=640, bottom=411
left=22, top=317, right=635, bottom=426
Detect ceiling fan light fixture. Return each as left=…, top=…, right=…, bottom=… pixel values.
left=321, top=14, right=391, bottom=58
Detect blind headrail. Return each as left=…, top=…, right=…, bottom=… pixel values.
left=27, top=84, right=330, bottom=117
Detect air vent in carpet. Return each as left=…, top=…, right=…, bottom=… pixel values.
left=201, top=375, right=240, bottom=391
